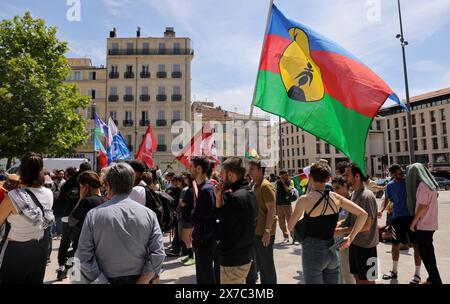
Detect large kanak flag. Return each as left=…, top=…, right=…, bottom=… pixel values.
left=254, top=4, right=407, bottom=173
left=136, top=125, right=157, bottom=168
left=176, top=123, right=218, bottom=169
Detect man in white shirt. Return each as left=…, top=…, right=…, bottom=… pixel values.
left=128, top=160, right=148, bottom=206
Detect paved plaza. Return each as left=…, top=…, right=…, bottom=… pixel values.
left=44, top=191, right=450, bottom=284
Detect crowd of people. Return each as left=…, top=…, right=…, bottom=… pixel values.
left=0, top=152, right=442, bottom=284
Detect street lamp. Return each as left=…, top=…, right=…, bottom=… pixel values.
left=396, top=0, right=415, bottom=164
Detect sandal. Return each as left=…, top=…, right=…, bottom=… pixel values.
left=382, top=271, right=398, bottom=280
left=410, top=275, right=421, bottom=284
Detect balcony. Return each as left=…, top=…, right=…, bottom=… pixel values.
left=123, top=120, right=134, bottom=127
left=172, top=71, right=182, bottom=78
left=139, top=120, right=150, bottom=126
left=172, top=118, right=181, bottom=124
left=124, top=72, right=135, bottom=79
left=157, top=71, right=167, bottom=78
left=156, top=94, right=167, bottom=102
left=156, top=119, right=167, bottom=126
left=140, top=72, right=150, bottom=78
left=171, top=94, right=182, bottom=102
left=109, top=72, right=119, bottom=79
left=108, top=95, right=119, bottom=102
left=123, top=95, right=134, bottom=102
left=140, top=94, right=150, bottom=102
left=108, top=49, right=194, bottom=56
left=157, top=144, right=167, bottom=152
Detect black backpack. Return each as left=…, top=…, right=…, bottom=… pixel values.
left=139, top=186, right=176, bottom=233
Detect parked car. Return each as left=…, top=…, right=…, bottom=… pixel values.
left=434, top=177, right=450, bottom=190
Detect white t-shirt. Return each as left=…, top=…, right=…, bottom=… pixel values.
left=7, top=187, right=54, bottom=242
left=129, top=180, right=147, bottom=205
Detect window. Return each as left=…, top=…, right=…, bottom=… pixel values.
left=110, top=87, right=117, bottom=95
left=422, top=139, right=427, bottom=150
left=89, top=71, right=96, bottom=80
left=291, top=125, right=294, bottom=133
left=174, top=42, right=180, bottom=54
left=159, top=43, right=166, bottom=53
left=316, top=143, right=321, bottom=154
left=395, top=130, right=399, bottom=140
left=74, top=71, right=81, bottom=80
left=421, top=126, right=426, bottom=137
left=402, top=116, right=406, bottom=127
left=125, top=111, right=132, bottom=121
left=126, top=65, right=133, bottom=73
left=389, top=143, right=392, bottom=153
left=142, top=64, right=149, bottom=73
left=297, top=160, right=301, bottom=167
left=302, top=147, right=305, bottom=155
left=430, top=111, right=436, bottom=122
left=302, top=135, right=305, bottom=143
left=443, top=137, right=448, bottom=149
left=405, top=141, right=409, bottom=151
left=158, top=134, right=165, bottom=145
left=335, top=148, right=340, bottom=154
left=297, top=147, right=300, bottom=155
left=158, top=111, right=165, bottom=120
left=387, top=119, right=390, bottom=129
left=432, top=137, right=438, bottom=149
left=287, top=160, right=290, bottom=168
left=111, top=65, right=118, bottom=73
left=141, top=86, right=148, bottom=95
left=388, top=131, right=391, bottom=141
left=316, top=137, right=320, bottom=142
left=297, top=136, right=299, bottom=145
left=173, top=86, right=181, bottom=95
left=325, top=143, right=330, bottom=154
left=126, top=43, right=134, bottom=55
left=287, top=149, right=290, bottom=157
left=158, top=86, right=165, bottom=95
left=110, top=111, right=116, bottom=120
left=440, top=109, right=446, bottom=120
left=297, top=126, right=299, bottom=132
left=292, top=148, right=294, bottom=156
left=432, top=124, right=437, bottom=136
left=376, top=120, right=381, bottom=130
left=125, top=135, right=132, bottom=146
left=173, top=64, right=181, bottom=72
left=286, top=127, right=289, bottom=135
left=143, top=42, right=149, bottom=53
left=420, top=113, right=425, bottom=123
left=173, top=111, right=181, bottom=120
left=442, top=122, right=447, bottom=135
left=394, top=118, right=399, bottom=128
left=396, top=142, right=400, bottom=152
left=412, top=114, right=416, bottom=125
left=412, top=127, right=417, bottom=138
left=125, top=86, right=132, bottom=95
left=112, top=43, right=119, bottom=52
left=158, top=64, right=165, bottom=72
left=141, top=111, right=148, bottom=121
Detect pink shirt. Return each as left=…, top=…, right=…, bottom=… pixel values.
left=415, top=182, right=439, bottom=231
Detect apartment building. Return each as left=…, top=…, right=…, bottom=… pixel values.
left=66, top=58, right=107, bottom=164
left=105, top=27, right=193, bottom=170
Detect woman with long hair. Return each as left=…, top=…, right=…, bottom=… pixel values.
left=178, top=172, right=195, bottom=266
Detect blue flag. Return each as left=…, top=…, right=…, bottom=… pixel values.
left=107, top=133, right=131, bottom=164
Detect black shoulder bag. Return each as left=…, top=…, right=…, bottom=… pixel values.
left=293, top=190, right=329, bottom=243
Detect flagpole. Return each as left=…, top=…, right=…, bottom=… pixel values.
left=249, top=0, right=274, bottom=120
left=162, top=157, right=177, bottom=175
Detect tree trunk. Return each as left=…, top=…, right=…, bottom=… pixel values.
left=6, top=157, right=12, bottom=170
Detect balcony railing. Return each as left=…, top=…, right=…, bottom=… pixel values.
left=108, top=48, right=194, bottom=56
left=108, top=95, right=119, bottom=102
left=157, top=144, right=167, bottom=152
left=172, top=71, right=182, bottom=78
left=123, top=95, right=134, bottom=102
left=156, top=119, right=167, bottom=126
left=156, top=71, right=167, bottom=78
left=156, top=94, right=167, bottom=102
left=124, top=72, right=135, bottom=79
left=123, top=120, right=134, bottom=127
left=171, top=94, right=182, bottom=102
left=139, top=120, right=150, bottom=126
left=109, top=72, right=119, bottom=79
left=140, top=94, right=150, bottom=102
left=140, top=72, right=150, bottom=78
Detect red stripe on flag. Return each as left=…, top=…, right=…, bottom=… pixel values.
left=311, top=50, right=392, bottom=118
left=259, top=34, right=291, bottom=74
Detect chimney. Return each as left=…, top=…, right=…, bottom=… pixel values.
left=137, top=27, right=141, bottom=38
left=109, top=27, right=117, bottom=38
left=164, top=27, right=175, bottom=38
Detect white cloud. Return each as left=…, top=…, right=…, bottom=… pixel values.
left=102, top=0, right=136, bottom=18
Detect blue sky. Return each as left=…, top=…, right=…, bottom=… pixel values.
left=1, top=0, right=450, bottom=118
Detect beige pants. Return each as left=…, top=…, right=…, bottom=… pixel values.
left=339, top=247, right=356, bottom=284
left=277, top=205, right=293, bottom=238
left=220, top=263, right=252, bottom=284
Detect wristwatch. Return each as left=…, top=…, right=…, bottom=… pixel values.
left=264, top=228, right=271, bottom=233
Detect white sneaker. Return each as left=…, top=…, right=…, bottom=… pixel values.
left=282, top=237, right=289, bottom=244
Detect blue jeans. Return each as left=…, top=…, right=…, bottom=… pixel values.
left=302, top=237, right=340, bottom=284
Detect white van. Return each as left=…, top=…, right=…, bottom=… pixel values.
left=6, top=158, right=89, bottom=175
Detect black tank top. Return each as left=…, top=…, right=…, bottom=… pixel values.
left=304, top=190, right=339, bottom=240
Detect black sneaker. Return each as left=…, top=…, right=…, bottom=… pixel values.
left=56, top=268, right=67, bottom=281
left=166, top=250, right=181, bottom=257
left=382, top=271, right=398, bottom=280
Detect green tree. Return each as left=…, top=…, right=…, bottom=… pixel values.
left=0, top=12, right=89, bottom=168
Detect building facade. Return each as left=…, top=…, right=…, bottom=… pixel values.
left=379, top=87, right=450, bottom=172
left=105, top=27, right=193, bottom=170
left=66, top=58, right=107, bottom=164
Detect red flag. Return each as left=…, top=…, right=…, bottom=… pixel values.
left=98, top=150, right=108, bottom=169
left=176, top=123, right=216, bottom=169
left=136, top=125, right=157, bottom=168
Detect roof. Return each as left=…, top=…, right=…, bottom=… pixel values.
left=191, top=102, right=269, bottom=122
left=67, top=58, right=92, bottom=68
left=382, top=87, right=450, bottom=111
